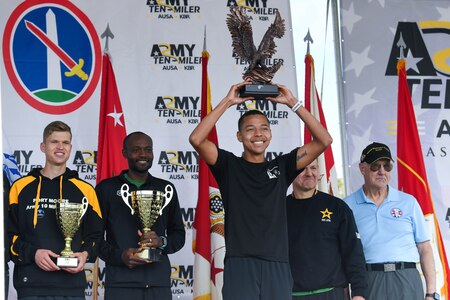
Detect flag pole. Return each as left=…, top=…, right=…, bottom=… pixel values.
left=193, top=25, right=225, bottom=300
left=92, top=23, right=118, bottom=300
left=90, top=23, right=116, bottom=300
left=330, top=0, right=349, bottom=196
left=303, top=30, right=339, bottom=195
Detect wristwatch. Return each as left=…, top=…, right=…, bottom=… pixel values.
left=425, top=292, right=440, bottom=300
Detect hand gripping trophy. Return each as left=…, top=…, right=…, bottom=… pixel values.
left=226, top=5, right=286, bottom=98
left=120, top=183, right=173, bottom=261
left=55, top=197, right=89, bottom=267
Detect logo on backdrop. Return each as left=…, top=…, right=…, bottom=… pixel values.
left=72, top=150, right=97, bottom=183
left=386, top=22, right=440, bottom=77
left=154, top=95, right=201, bottom=124
left=181, top=207, right=194, bottom=231
left=226, top=1, right=279, bottom=19
left=171, top=264, right=194, bottom=296
left=13, top=149, right=97, bottom=184
left=146, top=0, right=201, bottom=19
left=2, top=0, right=101, bottom=114
left=157, top=150, right=284, bottom=182
left=158, top=150, right=199, bottom=180
left=385, top=21, right=450, bottom=153
left=265, top=151, right=283, bottom=161
left=150, top=43, right=201, bottom=71
left=13, top=150, right=42, bottom=175
left=237, top=151, right=283, bottom=161
left=84, top=264, right=105, bottom=298
left=236, top=101, right=289, bottom=125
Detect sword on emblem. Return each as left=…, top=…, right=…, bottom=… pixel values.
left=25, top=20, right=89, bottom=81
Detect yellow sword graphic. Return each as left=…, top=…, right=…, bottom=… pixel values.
left=25, top=20, right=88, bottom=81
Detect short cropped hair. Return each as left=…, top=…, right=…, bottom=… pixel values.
left=237, top=110, right=269, bottom=131
left=43, top=121, right=72, bottom=142
left=123, top=131, right=152, bottom=150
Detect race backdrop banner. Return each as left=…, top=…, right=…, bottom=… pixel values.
left=340, top=0, right=450, bottom=295
left=1, top=1, right=298, bottom=299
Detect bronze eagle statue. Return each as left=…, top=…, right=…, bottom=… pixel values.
left=226, top=6, right=286, bottom=83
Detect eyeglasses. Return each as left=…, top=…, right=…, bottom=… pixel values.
left=369, top=162, right=393, bottom=172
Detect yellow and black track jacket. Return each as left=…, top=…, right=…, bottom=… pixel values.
left=8, top=167, right=103, bottom=298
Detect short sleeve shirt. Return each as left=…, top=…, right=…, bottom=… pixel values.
left=343, top=186, right=430, bottom=263
left=209, top=148, right=300, bottom=262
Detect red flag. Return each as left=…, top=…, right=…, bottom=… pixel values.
left=192, top=49, right=225, bottom=300
left=96, top=53, right=128, bottom=184
left=304, top=53, right=338, bottom=195
left=396, top=58, right=449, bottom=297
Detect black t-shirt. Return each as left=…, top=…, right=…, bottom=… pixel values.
left=210, top=148, right=300, bottom=262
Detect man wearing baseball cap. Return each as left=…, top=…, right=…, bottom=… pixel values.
left=344, top=142, right=438, bottom=300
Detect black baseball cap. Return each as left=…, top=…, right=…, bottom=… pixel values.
left=360, top=142, right=394, bottom=164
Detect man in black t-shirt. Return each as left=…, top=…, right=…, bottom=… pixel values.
left=189, top=81, right=332, bottom=300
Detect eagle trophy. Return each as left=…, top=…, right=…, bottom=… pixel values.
left=226, top=6, right=286, bottom=85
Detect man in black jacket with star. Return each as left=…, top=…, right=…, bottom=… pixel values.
left=287, top=159, right=367, bottom=300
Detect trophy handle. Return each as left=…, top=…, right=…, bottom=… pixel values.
left=160, top=184, right=173, bottom=215
left=120, top=184, right=134, bottom=214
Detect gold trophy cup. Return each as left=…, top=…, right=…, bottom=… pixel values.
left=55, top=197, right=89, bottom=267
left=120, top=184, right=173, bottom=261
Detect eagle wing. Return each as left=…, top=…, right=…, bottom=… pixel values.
left=257, top=10, right=285, bottom=59
left=226, top=6, right=256, bottom=61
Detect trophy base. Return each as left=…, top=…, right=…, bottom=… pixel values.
left=137, top=248, right=162, bottom=262
left=57, top=256, right=78, bottom=268
left=239, top=84, right=279, bottom=99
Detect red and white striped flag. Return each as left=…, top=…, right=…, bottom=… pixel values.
left=192, top=44, right=225, bottom=300
left=96, top=52, right=128, bottom=184
left=304, top=53, right=338, bottom=195
left=396, top=58, right=449, bottom=297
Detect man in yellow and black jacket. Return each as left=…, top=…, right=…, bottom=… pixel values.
left=8, top=121, right=103, bottom=299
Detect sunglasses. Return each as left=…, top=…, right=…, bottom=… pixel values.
left=369, top=161, right=393, bottom=172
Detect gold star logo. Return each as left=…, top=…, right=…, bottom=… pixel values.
left=320, top=208, right=333, bottom=219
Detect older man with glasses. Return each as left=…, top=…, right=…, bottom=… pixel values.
left=344, top=142, right=438, bottom=300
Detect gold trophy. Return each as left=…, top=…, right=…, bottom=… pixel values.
left=120, top=184, right=173, bottom=261
left=55, top=197, right=89, bottom=267
left=226, top=6, right=286, bottom=98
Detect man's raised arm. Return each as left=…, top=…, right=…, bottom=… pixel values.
left=189, top=81, right=252, bottom=165
left=267, top=83, right=332, bottom=170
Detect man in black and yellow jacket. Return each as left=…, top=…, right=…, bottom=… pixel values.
left=8, top=121, right=103, bottom=299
